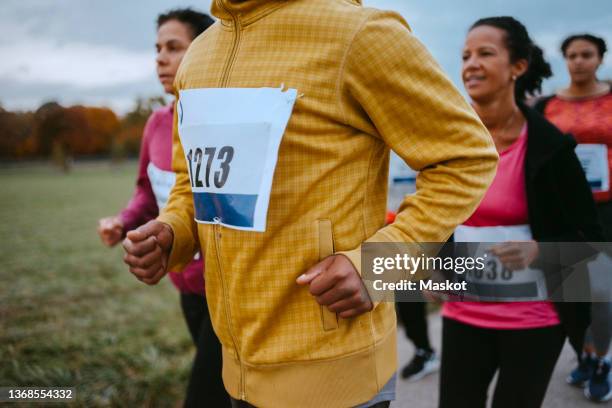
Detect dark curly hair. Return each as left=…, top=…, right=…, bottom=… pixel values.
left=470, top=16, right=552, bottom=102
left=157, top=8, right=215, bottom=40
left=561, top=34, right=608, bottom=58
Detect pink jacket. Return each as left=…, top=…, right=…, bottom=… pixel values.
left=120, top=105, right=204, bottom=294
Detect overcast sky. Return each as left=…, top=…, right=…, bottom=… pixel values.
left=1, top=0, right=610, bottom=114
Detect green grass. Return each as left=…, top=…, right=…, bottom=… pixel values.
left=0, top=162, right=193, bottom=407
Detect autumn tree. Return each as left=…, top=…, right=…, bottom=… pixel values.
left=115, top=96, right=166, bottom=158
left=0, top=107, right=37, bottom=159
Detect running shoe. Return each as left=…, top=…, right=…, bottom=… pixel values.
left=567, top=353, right=597, bottom=388
left=585, top=357, right=612, bottom=402
left=401, top=348, right=440, bottom=382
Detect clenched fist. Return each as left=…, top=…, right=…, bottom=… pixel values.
left=97, top=216, right=124, bottom=247
left=122, top=220, right=174, bottom=285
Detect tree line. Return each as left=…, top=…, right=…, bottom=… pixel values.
left=0, top=96, right=166, bottom=167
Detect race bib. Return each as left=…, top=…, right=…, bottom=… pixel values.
left=575, top=144, right=609, bottom=193
left=147, top=162, right=176, bottom=210
left=454, top=225, right=548, bottom=301
left=177, top=86, right=297, bottom=232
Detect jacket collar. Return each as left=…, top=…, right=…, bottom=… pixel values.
left=212, top=0, right=362, bottom=26
left=522, top=103, right=576, bottom=179
left=212, top=0, right=284, bottom=24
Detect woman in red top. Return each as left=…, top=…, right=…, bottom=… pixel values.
left=97, top=9, right=230, bottom=407
left=536, top=33, right=612, bottom=403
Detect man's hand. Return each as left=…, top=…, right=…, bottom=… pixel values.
left=296, top=254, right=373, bottom=318
left=122, top=220, right=174, bottom=285
left=489, top=240, right=539, bottom=271
left=98, top=216, right=124, bottom=247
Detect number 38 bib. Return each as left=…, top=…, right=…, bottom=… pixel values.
left=177, top=87, right=298, bottom=232
left=454, top=224, right=548, bottom=301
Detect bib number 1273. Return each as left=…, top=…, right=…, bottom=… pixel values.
left=177, top=86, right=298, bottom=231
left=186, top=146, right=234, bottom=189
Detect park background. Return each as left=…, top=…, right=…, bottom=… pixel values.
left=0, top=0, right=611, bottom=406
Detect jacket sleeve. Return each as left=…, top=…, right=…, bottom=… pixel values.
left=157, top=100, right=200, bottom=273
left=337, top=10, right=498, bottom=276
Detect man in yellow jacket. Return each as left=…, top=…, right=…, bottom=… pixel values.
left=122, top=0, right=498, bottom=406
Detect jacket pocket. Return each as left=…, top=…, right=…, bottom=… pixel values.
left=317, top=219, right=339, bottom=331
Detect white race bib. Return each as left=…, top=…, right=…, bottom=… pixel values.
left=454, top=224, right=548, bottom=301
left=575, top=144, right=609, bottom=193
left=147, top=162, right=176, bottom=210
left=177, top=87, right=297, bottom=232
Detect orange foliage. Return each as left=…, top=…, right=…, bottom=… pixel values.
left=60, top=106, right=120, bottom=155
left=0, top=97, right=165, bottom=160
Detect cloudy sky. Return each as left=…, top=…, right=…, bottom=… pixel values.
left=1, top=0, right=610, bottom=114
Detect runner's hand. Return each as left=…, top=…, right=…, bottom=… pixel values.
left=489, top=240, right=539, bottom=271
left=297, top=255, right=373, bottom=318
left=122, top=220, right=173, bottom=285
left=98, top=216, right=124, bottom=247
left=422, top=289, right=446, bottom=303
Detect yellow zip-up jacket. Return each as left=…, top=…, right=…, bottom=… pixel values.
left=158, top=0, right=498, bottom=406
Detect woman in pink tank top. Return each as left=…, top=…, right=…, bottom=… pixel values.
left=438, top=17, right=603, bottom=408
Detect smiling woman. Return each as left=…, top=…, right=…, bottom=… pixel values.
left=440, top=16, right=603, bottom=408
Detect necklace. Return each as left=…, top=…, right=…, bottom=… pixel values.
left=491, top=107, right=520, bottom=151
left=497, top=107, right=518, bottom=135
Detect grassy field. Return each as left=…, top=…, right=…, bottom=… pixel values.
left=0, top=162, right=193, bottom=407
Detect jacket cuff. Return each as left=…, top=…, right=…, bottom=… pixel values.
left=157, top=212, right=196, bottom=273
left=337, top=247, right=382, bottom=309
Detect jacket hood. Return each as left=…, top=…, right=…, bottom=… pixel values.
left=212, top=0, right=362, bottom=23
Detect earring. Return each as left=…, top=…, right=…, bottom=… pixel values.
left=512, top=75, right=517, bottom=81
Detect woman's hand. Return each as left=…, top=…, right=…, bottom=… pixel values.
left=98, top=216, right=124, bottom=247
left=489, top=240, right=539, bottom=271
left=422, top=289, right=447, bottom=303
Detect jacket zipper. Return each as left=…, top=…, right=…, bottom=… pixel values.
left=219, top=2, right=242, bottom=88
left=213, top=222, right=244, bottom=398
left=214, top=0, right=245, bottom=399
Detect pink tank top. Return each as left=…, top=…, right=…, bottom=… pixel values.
left=443, top=125, right=560, bottom=329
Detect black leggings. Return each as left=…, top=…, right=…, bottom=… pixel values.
left=397, top=300, right=433, bottom=352
left=180, top=293, right=231, bottom=408
left=439, top=317, right=565, bottom=408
